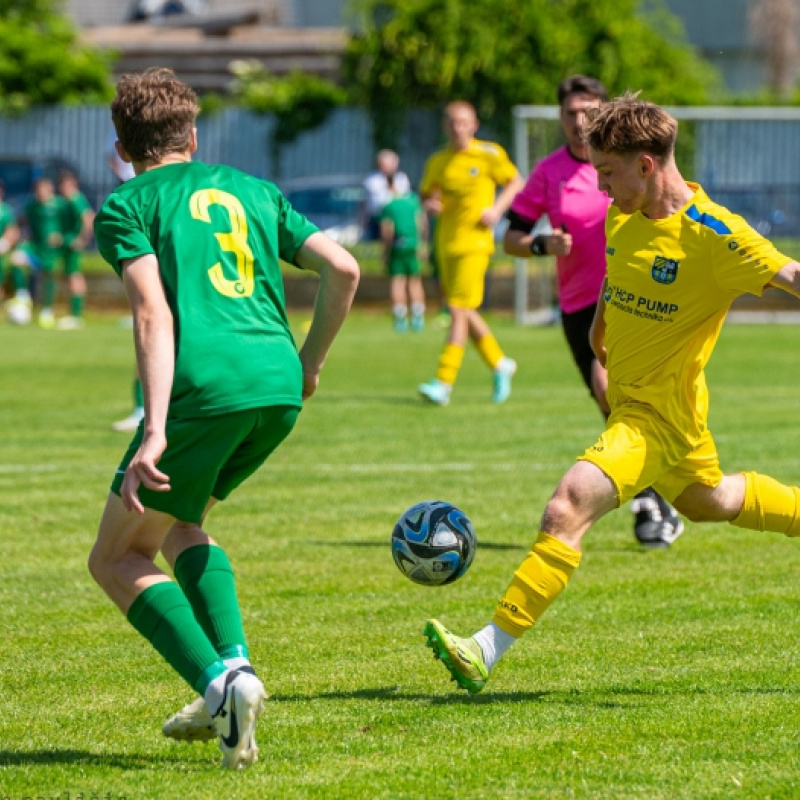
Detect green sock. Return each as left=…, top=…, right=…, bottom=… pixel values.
left=134, top=378, right=144, bottom=409
left=126, top=581, right=226, bottom=694
left=42, top=273, right=57, bottom=308
left=174, top=544, right=249, bottom=661
left=70, top=294, right=84, bottom=317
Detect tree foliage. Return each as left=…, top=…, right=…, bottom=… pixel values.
left=343, top=0, right=722, bottom=148
left=230, top=59, right=347, bottom=176
left=0, top=0, right=56, bottom=20
left=0, top=0, right=113, bottom=112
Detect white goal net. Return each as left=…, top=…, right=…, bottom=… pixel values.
left=511, top=104, right=800, bottom=325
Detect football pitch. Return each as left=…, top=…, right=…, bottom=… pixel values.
left=2, top=311, right=800, bottom=799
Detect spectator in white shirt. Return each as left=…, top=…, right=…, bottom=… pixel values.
left=363, top=149, right=410, bottom=240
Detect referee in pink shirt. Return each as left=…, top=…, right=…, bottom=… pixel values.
left=503, top=75, right=683, bottom=549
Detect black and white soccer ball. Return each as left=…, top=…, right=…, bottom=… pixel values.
left=391, top=500, right=477, bottom=586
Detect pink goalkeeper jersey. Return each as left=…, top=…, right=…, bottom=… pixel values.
left=510, top=145, right=610, bottom=314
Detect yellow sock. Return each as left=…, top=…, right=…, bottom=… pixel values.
left=435, top=342, right=465, bottom=385
left=476, top=334, right=504, bottom=370
left=731, top=471, right=800, bottom=537
left=492, top=532, right=582, bottom=637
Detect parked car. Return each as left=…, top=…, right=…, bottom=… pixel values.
left=0, top=156, right=81, bottom=216
left=281, top=175, right=366, bottom=247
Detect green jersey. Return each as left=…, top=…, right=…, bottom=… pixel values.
left=94, top=161, right=319, bottom=418
left=25, top=196, right=65, bottom=264
left=60, top=190, right=91, bottom=246
left=0, top=201, right=14, bottom=237
left=381, top=192, right=422, bottom=250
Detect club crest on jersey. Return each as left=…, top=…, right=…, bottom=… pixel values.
left=651, top=255, right=679, bottom=284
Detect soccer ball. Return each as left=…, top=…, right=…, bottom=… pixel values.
left=391, top=500, right=477, bottom=586
left=6, top=298, right=31, bottom=325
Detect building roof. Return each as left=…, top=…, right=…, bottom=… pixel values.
left=81, top=19, right=347, bottom=91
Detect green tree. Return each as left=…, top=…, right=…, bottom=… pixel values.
left=344, top=0, right=722, bottom=149
left=230, top=59, right=347, bottom=177
left=0, top=0, right=113, bottom=112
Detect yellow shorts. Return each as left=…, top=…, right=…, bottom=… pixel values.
left=578, top=399, right=724, bottom=505
left=439, top=251, right=490, bottom=309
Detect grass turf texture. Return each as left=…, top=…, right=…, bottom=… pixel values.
left=1, top=311, right=800, bottom=799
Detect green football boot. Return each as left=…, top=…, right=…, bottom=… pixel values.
left=423, top=618, right=489, bottom=695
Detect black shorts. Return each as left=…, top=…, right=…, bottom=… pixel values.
left=560, top=303, right=598, bottom=396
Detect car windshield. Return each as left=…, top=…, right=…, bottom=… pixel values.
left=286, top=186, right=364, bottom=216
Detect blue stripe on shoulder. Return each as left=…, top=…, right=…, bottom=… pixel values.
left=685, top=204, right=731, bottom=235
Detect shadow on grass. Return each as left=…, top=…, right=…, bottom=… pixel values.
left=269, top=683, right=800, bottom=708
left=0, top=748, right=208, bottom=769
left=308, top=540, right=526, bottom=551
left=270, top=686, right=551, bottom=705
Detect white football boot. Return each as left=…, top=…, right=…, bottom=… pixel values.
left=162, top=696, right=216, bottom=743
left=212, top=668, right=267, bottom=770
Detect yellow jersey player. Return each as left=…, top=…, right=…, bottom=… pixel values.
left=422, top=92, right=800, bottom=695
left=417, top=101, right=524, bottom=405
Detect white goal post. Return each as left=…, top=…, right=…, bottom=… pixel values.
left=511, top=104, right=800, bottom=325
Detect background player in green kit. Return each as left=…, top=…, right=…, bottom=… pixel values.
left=56, top=170, right=94, bottom=330
left=0, top=180, right=21, bottom=310
left=10, top=177, right=64, bottom=328
left=380, top=176, right=427, bottom=331
left=88, top=68, right=359, bottom=770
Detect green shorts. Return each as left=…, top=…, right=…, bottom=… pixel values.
left=388, top=248, right=421, bottom=277
left=111, top=404, right=300, bottom=523
left=16, top=241, right=58, bottom=272
left=61, top=246, right=82, bottom=275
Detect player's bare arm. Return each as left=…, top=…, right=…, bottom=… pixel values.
left=380, top=217, right=394, bottom=265
left=294, top=231, right=360, bottom=399
left=120, top=253, right=174, bottom=513
left=75, top=207, right=96, bottom=250
left=0, top=220, right=19, bottom=254
left=768, top=260, right=800, bottom=298
left=589, top=285, right=607, bottom=366
left=479, top=172, right=525, bottom=228
left=422, top=189, right=443, bottom=216
left=504, top=224, right=573, bottom=258
left=417, top=209, right=429, bottom=260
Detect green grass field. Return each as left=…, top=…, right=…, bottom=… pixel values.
left=2, top=311, right=800, bottom=799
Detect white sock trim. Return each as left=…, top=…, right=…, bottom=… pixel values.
left=472, top=622, right=517, bottom=671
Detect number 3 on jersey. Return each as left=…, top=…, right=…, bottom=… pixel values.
left=190, top=188, right=255, bottom=298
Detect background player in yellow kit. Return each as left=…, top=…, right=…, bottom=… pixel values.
left=417, top=101, right=524, bottom=405
left=423, top=92, right=800, bottom=694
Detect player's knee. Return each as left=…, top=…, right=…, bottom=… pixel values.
left=87, top=543, right=110, bottom=587
left=541, top=490, right=582, bottom=531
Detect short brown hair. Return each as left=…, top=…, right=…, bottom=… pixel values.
left=557, top=75, right=608, bottom=106
left=584, top=91, right=677, bottom=162
left=111, top=68, right=199, bottom=163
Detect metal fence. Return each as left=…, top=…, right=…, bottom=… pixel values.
left=0, top=104, right=442, bottom=209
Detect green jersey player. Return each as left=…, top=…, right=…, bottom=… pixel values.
left=0, top=180, right=21, bottom=309
left=10, top=177, right=65, bottom=327
left=57, top=170, right=94, bottom=329
left=380, top=184, right=427, bottom=331
left=88, top=68, right=359, bottom=770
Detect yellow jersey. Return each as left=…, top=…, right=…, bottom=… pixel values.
left=603, top=182, right=790, bottom=441
left=420, top=138, right=518, bottom=257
